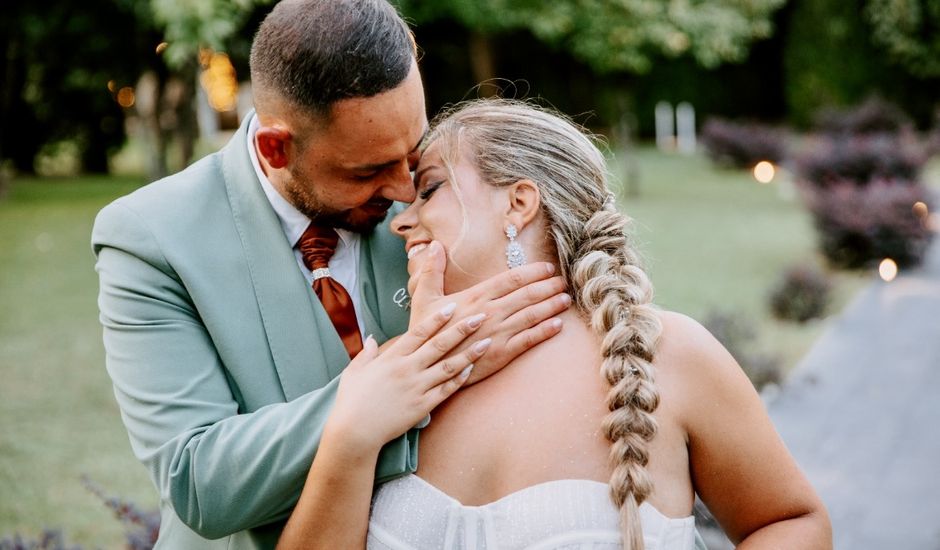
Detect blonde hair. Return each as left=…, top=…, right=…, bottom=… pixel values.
left=426, top=98, right=662, bottom=549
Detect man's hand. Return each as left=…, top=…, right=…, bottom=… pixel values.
left=408, top=241, right=570, bottom=383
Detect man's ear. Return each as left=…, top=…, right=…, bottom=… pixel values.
left=505, top=179, right=541, bottom=230
left=256, top=126, right=293, bottom=169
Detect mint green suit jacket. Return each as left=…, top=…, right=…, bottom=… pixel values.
left=92, top=115, right=414, bottom=549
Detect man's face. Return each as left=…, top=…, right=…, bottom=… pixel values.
left=281, top=60, right=428, bottom=233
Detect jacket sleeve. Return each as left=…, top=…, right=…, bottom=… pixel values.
left=92, top=200, right=417, bottom=539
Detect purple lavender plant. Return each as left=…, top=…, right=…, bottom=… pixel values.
left=81, top=476, right=160, bottom=550
left=0, top=530, right=82, bottom=550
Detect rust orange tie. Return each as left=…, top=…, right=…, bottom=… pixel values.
left=297, top=224, right=363, bottom=359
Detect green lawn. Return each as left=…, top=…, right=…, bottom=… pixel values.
left=0, top=176, right=156, bottom=547
left=0, top=149, right=875, bottom=547
left=612, top=148, right=869, bottom=371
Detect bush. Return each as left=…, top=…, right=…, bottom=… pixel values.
left=804, top=180, right=934, bottom=268
left=702, top=310, right=783, bottom=390
left=795, top=134, right=927, bottom=189
left=814, top=97, right=913, bottom=137
left=701, top=118, right=787, bottom=169
left=768, top=265, right=832, bottom=323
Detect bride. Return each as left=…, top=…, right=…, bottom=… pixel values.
left=276, top=99, right=832, bottom=549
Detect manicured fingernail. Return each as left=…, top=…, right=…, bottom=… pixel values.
left=460, top=364, right=474, bottom=380
left=471, top=338, right=492, bottom=355
left=551, top=318, right=563, bottom=330
left=560, top=294, right=572, bottom=306
left=440, top=302, right=457, bottom=318
left=546, top=263, right=556, bottom=275
left=465, top=313, right=487, bottom=329
left=429, top=240, right=442, bottom=258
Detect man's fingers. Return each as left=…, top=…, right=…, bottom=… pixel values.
left=469, top=263, right=558, bottom=302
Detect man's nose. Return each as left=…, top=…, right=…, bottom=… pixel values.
left=380, top=161, right=417, bottom=203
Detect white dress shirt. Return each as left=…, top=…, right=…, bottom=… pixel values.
left=246, top=114, right=366, bottom=338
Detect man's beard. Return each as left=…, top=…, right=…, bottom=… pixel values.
left=284, top=171, right=391, bottom=233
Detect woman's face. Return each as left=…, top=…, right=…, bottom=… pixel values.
left=391, top=141, right=509, bottom=294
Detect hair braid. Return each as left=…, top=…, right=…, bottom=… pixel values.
left=572, top=208, right=662, bottom=550
left=426, top=98, right=663, bottom=549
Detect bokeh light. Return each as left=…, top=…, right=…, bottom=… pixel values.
left=107, top=80, right=116, bottom=92
left=879, top=258, right=898, bottom=282
left=116, top=87, right=135, bottom=108
left=155, top=42, right=169, bottom=55
left=753, top=161, right=775, bottom=184
left=199, top=50, right=238, bottom=112
left=912, top=201, right=929, bottom=220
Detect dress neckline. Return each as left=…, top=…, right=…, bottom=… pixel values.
left=407, top=474, right=694, bottom=523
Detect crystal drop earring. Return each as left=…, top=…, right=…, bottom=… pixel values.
left=505, top=224, right=527, bottom=268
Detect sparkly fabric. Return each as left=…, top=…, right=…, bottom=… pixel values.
left=367, top=475, right=698, bottom=550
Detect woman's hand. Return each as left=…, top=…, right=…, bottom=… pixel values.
left=325, top=300, right=492, bottom=453
left=407, top=241, right=570, bottom=385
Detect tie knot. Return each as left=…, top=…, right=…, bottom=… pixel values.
left=298, top=224, right=339, bottom=271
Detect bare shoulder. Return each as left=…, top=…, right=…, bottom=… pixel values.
left=654, top=314, right=831, bottom=545
left=654, top=310, right=740, bottom=379
left=653, top=310, right=757, bottom=427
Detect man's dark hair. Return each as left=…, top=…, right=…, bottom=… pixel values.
left=249, top=0, right=415, bottom=116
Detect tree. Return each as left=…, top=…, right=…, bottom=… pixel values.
left=395, top=0, right=787, bottom=84
left=148, top=0, right=274, bottom=68
left=866, top=0, right=940, bottom=78
left=0, top=0, right=144, bottom=175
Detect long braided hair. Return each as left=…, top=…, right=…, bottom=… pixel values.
left=427, top=98, right=662, bottom=549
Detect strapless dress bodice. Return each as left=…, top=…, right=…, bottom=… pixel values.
left=367, top=474, right=698, bottom=549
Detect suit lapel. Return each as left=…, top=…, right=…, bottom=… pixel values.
left=359, top=204, right=411, bottom=345
left=220, top=115, right=348, bottom=401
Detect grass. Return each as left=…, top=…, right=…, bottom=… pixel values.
left=611, top=147, right=870, bottom=373
left=0, top=175, right=156, bottom=548
left=0, top=149, right=881, bottom=547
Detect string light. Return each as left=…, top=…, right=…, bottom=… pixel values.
left=200, top=50, right=238, bottom=112
left=753, top=161, right=775, bottom=184
left=878, top=258, right=898, bottom=282
left=116, top=87, right=135, bottom=108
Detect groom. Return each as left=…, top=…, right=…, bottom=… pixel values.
left=92, top=0, right=567, bottom=548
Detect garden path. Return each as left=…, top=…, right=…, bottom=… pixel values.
left=767, top=237, right=940, bottom=549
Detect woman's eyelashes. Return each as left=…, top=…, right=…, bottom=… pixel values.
left=418, top=180, right=445, bottom=201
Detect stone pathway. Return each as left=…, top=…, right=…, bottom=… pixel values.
left=766, top=239, right=940, bottom=549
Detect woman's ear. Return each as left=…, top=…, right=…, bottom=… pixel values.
left=256, top=126, right=293, bottom=169
left=505, top=179, right=541, bottom=230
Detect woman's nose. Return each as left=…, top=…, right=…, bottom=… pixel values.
left=390, top=203, right=417, bottom=239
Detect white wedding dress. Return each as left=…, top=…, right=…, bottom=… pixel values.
left=367, top=474, right=701, bottom=550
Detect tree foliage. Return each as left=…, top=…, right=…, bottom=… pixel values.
left=395, top=0, right=787, bottom=73
left=0, top=0, right=150, bottom=173
left=149, top=0, right=274, bottom=68
left=866, top=0, right=940, bottom=78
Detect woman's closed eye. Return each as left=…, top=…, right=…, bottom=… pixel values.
left=418, top=180, right=445, bottom=201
